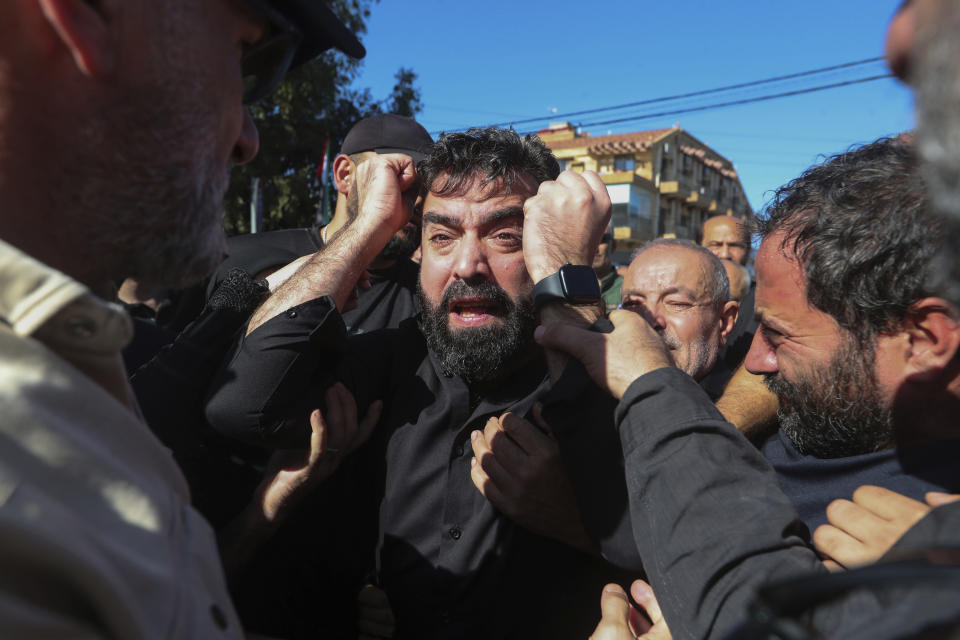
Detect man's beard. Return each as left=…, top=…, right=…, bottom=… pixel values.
left=417, top=279, right=536, bottom=384
left=380, top=225, right=419, bottom=262
left=764, top=335, right=895, bottom=458
left=915, top=1, right=960, bottom=307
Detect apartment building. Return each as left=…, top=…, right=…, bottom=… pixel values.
left=539, top=122, right=753, bottom=256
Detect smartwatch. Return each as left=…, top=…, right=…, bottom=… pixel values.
left=532, top=264, right=601, bottom=310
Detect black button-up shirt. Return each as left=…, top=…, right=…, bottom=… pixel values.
left=207, top=297, right=639, bottom=638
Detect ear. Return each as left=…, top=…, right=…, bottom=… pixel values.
left=38, top=0, right=116, bottom=77
left=902, top=297, right=960, bottom=380
left=332, top=154, right=355, bottom=195
left=718, top=300, right=739, bottom=345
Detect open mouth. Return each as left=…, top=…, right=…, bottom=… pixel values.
left=448, top=297, right=503, bottom=326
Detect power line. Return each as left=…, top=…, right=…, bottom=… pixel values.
left=563, top=74, right=892, bottom=130
left=436, top=57, right=885, bottom=133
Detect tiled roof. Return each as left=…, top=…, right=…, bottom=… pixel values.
left=544, top=127, right=676, bottom=152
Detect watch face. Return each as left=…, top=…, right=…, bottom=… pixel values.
left=559, top=265, right=601, bottom=302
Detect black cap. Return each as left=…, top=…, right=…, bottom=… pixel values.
left=341, top=114, right=434, bottom=162
left=269, top=0, right=366, bottom=64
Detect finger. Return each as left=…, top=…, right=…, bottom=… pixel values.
left=592, top=584, right=634, bottom=639
left=484, top=416, right=530, bottom=469
left=470, top=455, right=515, bottom=515
left=629, top=580, right=662, bottom=625
left=308, top=408, right=329, bottom=466
left=822, top=559, right=844, bottom=572
left=823, top=498, right=886, bottom=542
left=357, top=270, right=373, bottom=292
left=579, top=170, right=613, bottom=210
left=353, top=400, right=383, bottom=450
left=499, top=411, right=553, bottom=455
left=324, top=384, right=346, bottom=446
left=812, top=523, right=872, bottom=567
left=852, top=485, right=927, bottom=521
left=530, top=403, right=556, bottom=440
left=926, top=491, right=960, bottom=507
left=470, top=430, right=519, bottom=494
left=335, top=382, right=359, bottom=439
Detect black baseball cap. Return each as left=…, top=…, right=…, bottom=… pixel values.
left=266, top=0, right=366, bottom=65
left=341, top=114, right=434, bottom=162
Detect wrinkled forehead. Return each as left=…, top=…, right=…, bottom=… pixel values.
left=628, top=247, right=714, bottom=297
left=703, top=218, right=744, bottom=243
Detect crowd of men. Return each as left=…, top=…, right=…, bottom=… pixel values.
left=1, top=0, right=960, bottom=638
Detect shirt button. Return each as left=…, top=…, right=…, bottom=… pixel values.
left=448, top=526, right=462, bottom=540
left=286, top=310, right=298, bottom=318
left=65, top=315, right=97, bottom=339
left=453, top=445, right=464, bottom=457
left=210, top=604, right=228, bottom=630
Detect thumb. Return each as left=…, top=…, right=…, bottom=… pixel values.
left=926, top=491, right=960, bottom=508
left=630, top=580, right=663, bottom=624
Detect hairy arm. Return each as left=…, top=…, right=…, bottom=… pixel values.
left=246, top=154, right=417, bottom=335
left=714, top=362, right=779, bottom=443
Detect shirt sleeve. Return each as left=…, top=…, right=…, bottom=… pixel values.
left=616, top=366, right=824, bottom=639
left=204, top=296, right=347, bottom=448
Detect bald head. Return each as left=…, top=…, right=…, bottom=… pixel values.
left=621, top=239, right=738, bottom=380
left=702, top=216, right=750, bottom=265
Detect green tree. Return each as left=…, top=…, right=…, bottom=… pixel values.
left=224, top=2, right=424, bottom=235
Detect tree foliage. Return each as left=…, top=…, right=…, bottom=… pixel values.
left=223, top=1, right=423, bottom=234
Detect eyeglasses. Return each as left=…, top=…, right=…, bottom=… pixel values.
left=241, top=0, right=303, bottom=105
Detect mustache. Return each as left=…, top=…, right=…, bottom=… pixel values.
left=656, top=327, right=682, bottom=350
left=439, top=279, right=513, bottom=312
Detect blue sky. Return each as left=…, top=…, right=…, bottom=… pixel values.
left=349, top=0, right=914, bottom=215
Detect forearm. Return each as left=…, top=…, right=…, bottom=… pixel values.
left=618, top=368, right=823, bottom=639
left=205, top=296, right=346, bottom=447
left=713, top=362, right=779, bottom=443
left=538, top=302, right=604, bottom=382
left=246, top=222, right=387, bottom=336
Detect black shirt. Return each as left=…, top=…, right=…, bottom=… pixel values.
left=206, top=297, right=638, bottom=639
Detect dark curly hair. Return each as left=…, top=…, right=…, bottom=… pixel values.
left=417, top=127, right=560, bottom=198
left=757, top=136, right=939, bottom=346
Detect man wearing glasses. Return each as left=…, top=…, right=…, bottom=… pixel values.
left=0, top=1, right=362, bottom=636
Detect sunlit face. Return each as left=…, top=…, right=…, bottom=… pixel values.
left=701, top=217, right=749, bottom=265
left=69, top=0, right=264, bottom=287
left=620, top=245, right=727, bottom=380
left=416, top=173, right=539, bottom=382
left=745, top=232, right=899, bottom=457
left=419, top=175, right=537, bottom=329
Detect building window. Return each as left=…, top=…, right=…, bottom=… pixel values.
left=558, top=158, right=572, bottom=171
left=572, top=163, right=585, bottom=173
left=614, top=155, right=635, bottom=172
left=682, top=155, right=692, bottom=176
left=611, top=203, right=630, bottom=228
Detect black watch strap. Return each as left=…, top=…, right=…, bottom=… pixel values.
left=532, top=264, right=601, bottom=310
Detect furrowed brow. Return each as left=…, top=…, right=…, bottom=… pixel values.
left=481, top=207, right=524, bottom=226
left=423, top=212, right=460, bottom=228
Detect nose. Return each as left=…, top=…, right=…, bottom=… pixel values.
left=638, top=302, right=667, bottom=332
left=232, top=107, right=260, bottom=165
left=716, top=244, right=731, bottom=260
left=744, top=330, right=777, bottom=375
left=452, top=236, right=491, bottom=282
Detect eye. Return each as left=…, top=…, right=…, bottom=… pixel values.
left=620, top=298, right=645, bottom=313
left=665, top=298, right=693, bottom=311
left=429, top=232, right=454, bottom=247
left=760, top=324, right=785, bottom=346
left=491, top=231, right=522, bottom=248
